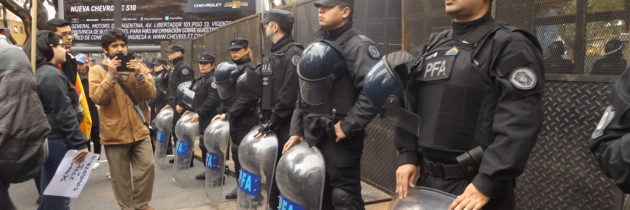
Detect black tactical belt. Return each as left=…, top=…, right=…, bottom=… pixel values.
left=423, top=158, right=467, bottom=180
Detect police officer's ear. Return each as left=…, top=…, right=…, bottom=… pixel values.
left=338, top=4, right=352, bottom=20
left=272, top=22, right=280, bottom=33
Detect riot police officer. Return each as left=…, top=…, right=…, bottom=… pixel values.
left=591, top=59, right=630, bottom=193
left=166, top=45, right=194, bottom=160
left=179, top=54, right=220, bottom=180
left=252, top=9, right=303, bottom=209
left=149, top=58, right=169, bottom=121
left=389, top=0, right=544, bottom=209
left=212, top=38, right=259, bottom=200
left=282, top=0, right=381, bottom=209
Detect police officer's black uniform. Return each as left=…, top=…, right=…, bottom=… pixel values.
left=224, top=38, right=260, bottom=199
left=166, top=45, right=194, bottom=154
left=590, top=67, right=630, bottom=193
left=394, top=12, right=544, bottom=209
left=290, top=1, right=381, bottom=209
left=149, top=58, right=169, bottom=121
left=258, top=9, right=304, bottom=209
left=188, top=54, right=220, bottom=169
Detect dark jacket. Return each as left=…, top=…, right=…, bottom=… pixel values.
left=168, top=57, right=194, bottom=107
left=290, top=22, right=381, bottom=138
left=261, top=35, right=302, bottom=128
left=226, top=59, right=259, bottom=131
left=591, top=68, right=630, bottom=193
left=591, top=54, right=627, bottom=75
left=61, top=53, right=78, bottom=84
left=192, top=71, right=220, bottom=132
left=36, top=62, right=88, bottom=150
left=0, top=42, right=51, bottom=184
left=395, top=14, right=544, bottom=198
left=149, top=69, right=169, bottom=109
left=79, top=71, right=99, bottom=134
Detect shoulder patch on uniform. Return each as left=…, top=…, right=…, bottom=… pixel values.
left=368, top=44, right=381, bottom=59
left=291, top=55, right=301, bottom=66
left=592, top=106, right=615, bottom=139
left=510, top=68, right=537, bottom=90
left=211, top=81, right=217, bottom=89
left=446, top=47, right=459, bottom=56
left=182, top=68, right=190, bottom=75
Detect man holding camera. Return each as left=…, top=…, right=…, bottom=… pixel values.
left=89, top=28, right=156, bottom=210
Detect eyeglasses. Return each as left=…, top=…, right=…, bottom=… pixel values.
left=59, top=31, right=76, bottom=38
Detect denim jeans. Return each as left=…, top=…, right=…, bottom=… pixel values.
left=38, top=138, right=70, bottom=210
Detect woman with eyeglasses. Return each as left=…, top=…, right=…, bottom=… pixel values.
left=24, top=30, right=89, bottom=210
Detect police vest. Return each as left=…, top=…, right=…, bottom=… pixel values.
left=261, top=42, right=303, bottom=113
left=300, top=29, right=364, bottom=117
left=411, top=22, right=502, bottom=153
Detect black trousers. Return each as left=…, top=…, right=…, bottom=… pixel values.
left=317, top=133, right=365, bottom=210
left=268, top=123, right=291, bottom=209
left=170, top=108, right=183, bottom=155
left=1, top=179, right=16, bottom=210
left=199, top=134, right=208, bottom=167
left=230, top=127, right=251, bottom=182
left=417, top=168, right=515, bottom=210
left=89, top=108, right=101, bottom=155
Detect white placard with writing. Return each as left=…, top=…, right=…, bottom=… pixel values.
left=43, top=150, right=100, bottom=198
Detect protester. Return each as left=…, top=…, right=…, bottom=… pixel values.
left=0, top=29, right=51, bottom=210
left=89, top=28, right=156, bottom=210
left=24, top=30, right=89, bottom=210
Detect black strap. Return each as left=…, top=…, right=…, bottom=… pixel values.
left=116, top=79, right=150, bottom=128
left=98, top=64, right=150, bottom=128
left=423, top=158, right=467, bottom=180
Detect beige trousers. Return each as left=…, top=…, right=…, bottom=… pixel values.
left=105, top=139, right=155, bottom=210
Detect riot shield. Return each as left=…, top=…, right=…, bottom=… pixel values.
left=204, top=119, right=235, bottom=208
left=236, top=126, right=279, bottom=209
left=153, top=108, right=174, bottom=170
left=390, top=187, right=457, bottom=210
left=173, top=112, right=200, bottom=187
left=275, top=142, right=326, bottom=210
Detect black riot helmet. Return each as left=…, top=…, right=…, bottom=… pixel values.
left=364, top=51, right=414, bottom=109
left=297, top=41, right=346, bottom=106
left=236, top=67, right=262, bottom=97
left=364, top=51, right=421, bottom=137
left=214, top=62, right=240, bottom=99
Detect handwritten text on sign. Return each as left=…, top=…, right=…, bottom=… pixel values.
left=43, top=150, right=100, bottom=198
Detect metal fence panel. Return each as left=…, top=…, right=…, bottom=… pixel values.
left=166, top=0, right=403, bottom=199
left=403, top=0, right=628, bottom=209
left=294, top=2, right=320, bottom=45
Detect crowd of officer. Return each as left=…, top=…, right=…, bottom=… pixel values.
left=146, top=0, right=544, bottom=209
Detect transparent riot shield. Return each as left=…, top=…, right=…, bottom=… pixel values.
left=236, top=126, right=279, bottom=209
left=153, top=108, right=174, bottom=170
left=204, top=119, right=235, bottom=208
left=390, top=187, right=456, bottom=210
left=275, top=142, right=326, bottom=210
left=173, top=112, right=199, bottom=187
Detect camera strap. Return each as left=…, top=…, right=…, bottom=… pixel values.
left=117, top=80, right=150, bottom=129
left=98, top=63, right=150, bottom=130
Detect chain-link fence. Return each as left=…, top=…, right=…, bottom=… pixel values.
left=402, top=0, right=628, bottom=209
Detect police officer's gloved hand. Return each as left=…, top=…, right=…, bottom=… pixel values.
left=258, top=120, right=277, bottom=135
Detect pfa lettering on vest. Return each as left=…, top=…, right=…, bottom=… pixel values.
left=418, top=53, right=455, bottom=81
